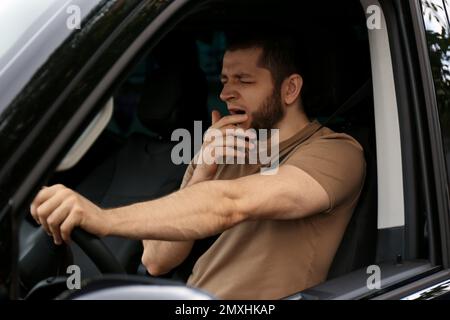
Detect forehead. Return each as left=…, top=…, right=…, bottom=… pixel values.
left=221, top=47, right=264, bottom=73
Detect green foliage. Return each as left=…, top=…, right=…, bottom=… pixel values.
left=422, top=0, right=450, bottom=134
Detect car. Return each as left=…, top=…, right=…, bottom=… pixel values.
left=0, top=0, right=450, bottom=301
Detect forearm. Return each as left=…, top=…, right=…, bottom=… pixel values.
left=141, top=169, right=199, bottom=274
left=106, top=179, right=244, bottom=241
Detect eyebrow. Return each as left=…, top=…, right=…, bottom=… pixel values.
left=220, top=73, right=254, bottom=80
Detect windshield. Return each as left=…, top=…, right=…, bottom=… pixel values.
left=0, top=0, right=60, bottom=59
left=0, top=0, right=103, bottom=116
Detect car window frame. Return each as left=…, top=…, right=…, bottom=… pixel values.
left=0, top=0, right=196, bottom=299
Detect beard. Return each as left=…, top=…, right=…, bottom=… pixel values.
left=249, top=86, right=284, bottom=131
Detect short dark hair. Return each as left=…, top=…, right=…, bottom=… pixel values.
left=225, top=31, right=309, bottom=109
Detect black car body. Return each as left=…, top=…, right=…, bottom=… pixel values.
left=0, top=0, right=450, bottom=300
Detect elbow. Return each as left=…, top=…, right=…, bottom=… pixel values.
left=141, top=250, right=171, bottom=277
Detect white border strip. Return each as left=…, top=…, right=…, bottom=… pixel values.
left=361, top=0, right=405, bottom=228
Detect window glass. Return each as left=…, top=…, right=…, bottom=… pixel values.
left=0, top=0, right=102, bottom=115
left=421, top=0, right=450, bottom=178
left=0, top=0, right=58, bottom=59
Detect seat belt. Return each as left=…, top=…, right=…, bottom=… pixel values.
left=319, top=78, right=372, bottom=130
left=278, top=78, right=372, bottom=165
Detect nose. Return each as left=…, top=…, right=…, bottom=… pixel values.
left=220, top=83, right=237, bottom=102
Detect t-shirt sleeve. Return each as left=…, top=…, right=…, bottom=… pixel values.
left=284, top=135, right=366, bottom=212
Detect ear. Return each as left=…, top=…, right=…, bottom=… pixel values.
left=281, top=74, right=303, bottom=106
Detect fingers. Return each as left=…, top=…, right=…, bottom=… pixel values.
left=60, top=210, right=82, bottom=243
left=201, top=135, right=254, bottom=164
left=31, top=185, right=68, bottom=235
left=32, top=184, right=64, bottom=208
left=221, top=135, right=255, bottom=150
left=35, top=190, right=66, bottom=221
left=201, top=124, right=257, bottom=166
left=31, top=184, right=66, bottom=225
left=46, top=199, right=73, bottom=245
left=204, top=125, right=234, bottom=143
left=30, top=184, right=78, bottom=245
left=205, top=132, right=255, bottom=152
left=211, top=113, right=248, bottom=129
left=211, top=110, right=221, bottom=125
left=203, top=111, right=255, bottom=163
left=204, top=126, right=257, bottom=143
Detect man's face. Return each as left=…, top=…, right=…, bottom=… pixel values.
left=220, top=47, right=284, bottom=130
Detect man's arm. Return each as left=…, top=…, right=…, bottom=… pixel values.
left=141, top=161, right=199, bottom=276
left=105, top=165, right=329, bottom=240
left=141, top=239, right=194, bottom=276
left=137, top=111, right=253, bottom=275
left=31, top=165, right=329, bottom=243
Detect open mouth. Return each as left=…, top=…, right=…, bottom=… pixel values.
left=229, top=107, right=247, bottom=115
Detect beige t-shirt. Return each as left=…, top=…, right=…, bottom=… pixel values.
left=183, top=120, right=366, bottom=299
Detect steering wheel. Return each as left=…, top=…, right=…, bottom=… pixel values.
left=19, top=219, right=125, bottom=293
left=71, top=228, right=125, bottom=274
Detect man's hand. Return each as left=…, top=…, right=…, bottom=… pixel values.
left=191, top=110, right=255, bottom=182
left=30, top=184, right=109, bottom=245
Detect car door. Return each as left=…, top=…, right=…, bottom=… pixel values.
left=0, top=0, right=185, bottom=299
left=366, top=0, right=450, bottom=300
left=288, top=0, right=450, bottom=300
left=374, top=0, right=450, bottom=300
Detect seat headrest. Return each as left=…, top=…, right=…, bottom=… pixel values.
left=137, top=33, right=209, bottom=139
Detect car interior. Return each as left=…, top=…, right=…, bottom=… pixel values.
left=16, top=0, right=431, bottom=299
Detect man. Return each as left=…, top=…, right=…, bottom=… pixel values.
left=30, top=33, right=366, bottom=299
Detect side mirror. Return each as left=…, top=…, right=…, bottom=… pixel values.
left=56, top=98, right=113, bottom=171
